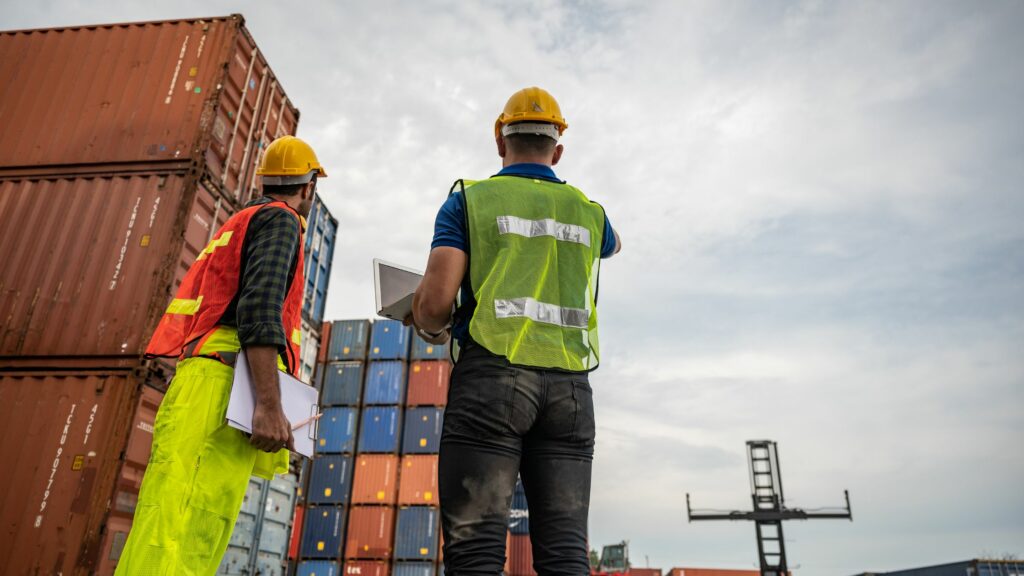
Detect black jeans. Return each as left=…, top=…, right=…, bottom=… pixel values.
left=439, top=342, right=596, bottom=576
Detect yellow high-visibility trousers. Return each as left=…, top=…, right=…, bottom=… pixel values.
left=115, top=358, right=288, bottom=575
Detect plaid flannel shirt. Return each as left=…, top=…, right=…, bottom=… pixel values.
left=219, top=196, right=300, bottom=352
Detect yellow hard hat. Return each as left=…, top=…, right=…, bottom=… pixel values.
left=257, top=135, right=328, bottom=185
left=494, top=86, right=568, bottom=139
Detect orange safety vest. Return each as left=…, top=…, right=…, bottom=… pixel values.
left=145, top=200, right=305, bottom=377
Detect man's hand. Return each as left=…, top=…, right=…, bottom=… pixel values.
left=245, top=345, right=294, bottom=453
left=250, top=402, right=295, bottom=453
left=403, top=313, right=451, bottom=346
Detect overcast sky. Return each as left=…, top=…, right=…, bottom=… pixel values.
left=9, top=1, right=1024, bottom=573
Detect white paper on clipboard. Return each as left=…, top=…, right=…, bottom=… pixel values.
left=226, top=349, right=319, bottom=458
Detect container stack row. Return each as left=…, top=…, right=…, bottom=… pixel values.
left=0, top=15, right=336, bottom=576
left=292, top=319, right=452, bottom=576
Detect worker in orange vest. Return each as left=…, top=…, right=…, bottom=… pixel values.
left=115, top=136, right=326, bottom=574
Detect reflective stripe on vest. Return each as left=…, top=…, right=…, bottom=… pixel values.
left=166, top=295, right=203, bottom=315
left=463, top=176, right=605, bottom=372
left=197, top=230, right=234, bottom=260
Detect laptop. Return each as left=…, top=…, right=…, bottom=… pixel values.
left=373, top=258, right=423, bottom=321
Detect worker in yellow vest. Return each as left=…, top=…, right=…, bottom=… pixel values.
left=116, top=136, right=326, bottom=575
left=410, top=87, right=622, bottom=575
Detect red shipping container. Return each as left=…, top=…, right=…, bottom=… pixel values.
left=0, top=16, right=299, bottom=197
left=397, top=454, right=439, bottom=506
left=507, top=532, right=535, bottom=576
left=344, top=560, right=389, bottom=576
left=631, top=570, right=663, bottom=576
left=667, top=565, right=765, bottom=569
left=289, top=504, right=305, bottom=560
left=345, top=506, right=396, bottom=559
left=406, top=361, right=450, bottom=406
left=0, top=370, right=143, bottom=575
left=318, top=321, right=333, bottom=365
left=96, top=385, right=165, bottom=575
left=351, top=454, right=400, bottom=504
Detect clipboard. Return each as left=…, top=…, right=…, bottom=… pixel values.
left=226, top=349, right=319, bottom=458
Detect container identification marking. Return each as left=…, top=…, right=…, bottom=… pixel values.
left=110, top=196, right=141, bottom=290
left=164, top=35, right=190, bottom=104
left=35, top=403, right=76, bottom=528
left=83, top=403, right=97, bottom=444
left=72, top=455, right=84, bottom=471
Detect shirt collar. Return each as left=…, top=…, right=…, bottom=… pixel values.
left=494, top=163, right=563, bottom=183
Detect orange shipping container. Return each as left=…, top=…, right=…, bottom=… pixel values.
left=318, top=321, right=333, bottom=365
left=0, top=370, right=146, bottom=575
left=397, top=454, right=439, bottom=506
left=0, top=15, right=299, bottom=199
left=631, top=570, right=663, bottom=576
left=507, top=532, right=536, bottom=576
left=351, top=454, right=400, bottom=505
left=345, top=506, right=396, bottom=560
left=406, top=361, right=450, bottom=407
left=344, top=560, right=390, bottom=576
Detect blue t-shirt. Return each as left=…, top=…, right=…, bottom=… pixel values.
left=431, top=163, right=618, bottom=345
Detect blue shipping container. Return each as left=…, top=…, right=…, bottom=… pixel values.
left=328, top=320, right=371, bottom=361
left=358, top=406, right=402, bottom=453
left=393, top=562, right=438, bottom=576
left=509, top=477, right=529, bottom=534
left=394, top=506, right=440, bottom=560
left=317, top=407, right=359, bottom=454
left=410, top=334, right=449, bottom=361
left=369, top=319, right=411, bottom=360
left=297, top=560, right=341, bottom=576
left=300, top=506, right=346, bottom=558
left=364, top=361, right=407, bottom=405
left=302, top=195, right=338, bottom=327
left=402, top=407, right=444, bottom=454
left=321, top=361, right=365, bottom=406
left=307, top=454, right=354, bottom=505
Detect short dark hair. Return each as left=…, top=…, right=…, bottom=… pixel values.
left=263, top=175, right=316, bottom=197
left=504, top=133, right=557, bottom=156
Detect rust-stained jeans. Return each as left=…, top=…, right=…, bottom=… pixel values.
left=439, top=342, right=595, bottom=576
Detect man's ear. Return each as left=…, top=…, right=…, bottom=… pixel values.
left=551, top=143, right=564, bottom=166
left=496, top=133, right=507, bottom=158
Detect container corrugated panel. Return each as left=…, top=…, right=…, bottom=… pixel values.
left=221, top=546, right=254, bottom=575
left=0, top=16, right=300, bottom=199
left=410, top=334, right=449, bottom=360
left=300, top=319, right=322, bottom=385
left=0, top=173, right=207, bottom=359
left=398, top=455, right=439, bottom=506
left=358, top=406, right=402, bottom=453
left=317, top=321, right=333, bottom=365
left=321, top=361, right=365, bottom=406
left=317, top=407, right=359, bottom=454
left=364, top=361, right=407, bottom=405
left=351, top=454, right=400, bottom=505
left=307, top=454, right=354, bottom=505
left=406, top=361, right=450, bottom=407
left=506, top=533, right=536, bottom=576
left=368, top=319, right=411, bottom=360
left=97, top=384, right=164, bottom=574
left=225, top=479, right=264, bottom=551
left=302, top=194, right=337, bottom=327
left=667, top=570, right=762, bottom=576
left=393, top=561, right=438, bottom=576
left=394, top=506, right=440, bottom=560
left=629, top=569, right=663, bottom=576
left=344, top=560, right=390, bottom=576
left=0, top=370, right=141, bottom=575
left=329, top=320, right=371, bottom=361
left=264, top=471, right=299, bottom=524
left=401, top=407, right=444, bottom=454
left=300, top=506, right=346, bottom=559
left=345, top=505, right=396, bottom=559
left=289, top=504, right=305, bottom=560
left=298, top=560, right=342, bottom=576
left=254, top=549, right=288, bottom=576
left=509, top=478, right=529, bottom=534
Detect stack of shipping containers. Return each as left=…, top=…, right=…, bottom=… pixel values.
left=0, top=15, right=334, bottom=575
left=295, top=320, right=452, bottom=576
